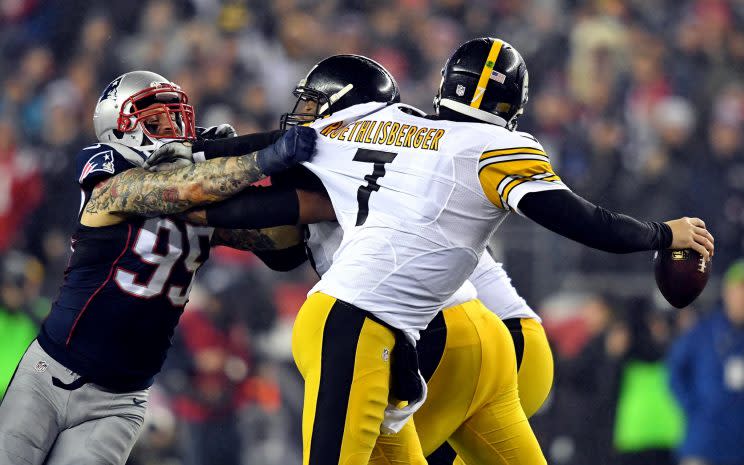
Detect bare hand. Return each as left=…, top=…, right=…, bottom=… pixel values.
left=664, top=217, right=714, bottom=261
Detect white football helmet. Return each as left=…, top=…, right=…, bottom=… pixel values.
left=93, top=71, right=195, bottom=154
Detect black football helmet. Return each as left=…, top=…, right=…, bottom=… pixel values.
left=434, top=37, right=529, bottom=130
left=280, top=54, right=400, bottom=129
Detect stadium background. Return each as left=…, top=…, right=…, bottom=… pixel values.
left=1, top=0, right=743, bottom=464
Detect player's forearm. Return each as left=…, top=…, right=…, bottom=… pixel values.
left=254, top=244, right=308, bottom=271
left=184, top=186, right=335, bottom=229
left=194, top=130, right=283, bottom=160
left=86, top=152, right=264, bottom=217
left=519, top=189, right=672, bottom=253
left=211, top=225, right=303, bottom=251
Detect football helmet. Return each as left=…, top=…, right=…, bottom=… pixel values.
left=434, top=38, right=529, bottom=130
left=93, top=71, right=196, bottom=152
left=280, top=54, right=400, bottom=129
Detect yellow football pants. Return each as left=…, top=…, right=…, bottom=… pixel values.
left=292, top=292, right=426, bottom=465
left=374, top=299, right=546, bottom=464
left=506, top=317, right=554, bottom=418
left=426, top=313, right=554, bottom=465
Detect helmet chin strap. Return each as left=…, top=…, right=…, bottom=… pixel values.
left=438, top=99, right=509, bottom=127
left=318, top=84, right=354, bottom=114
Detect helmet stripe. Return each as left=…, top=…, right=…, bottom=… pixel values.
left=470, top=39, right=503, bottom=109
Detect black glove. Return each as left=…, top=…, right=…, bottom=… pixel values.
left=256, top=126, right=316, bottom=175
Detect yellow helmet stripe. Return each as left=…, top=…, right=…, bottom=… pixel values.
left=470, top=39, right=503, bottom=109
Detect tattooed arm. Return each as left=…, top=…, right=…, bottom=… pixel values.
left=211, top=225, right=303, bottom=251
left=211, top=226, right=309, bottom=272
left=81, top=126, right=316, bottom=227
left=81, top=152, right=264, bottom=227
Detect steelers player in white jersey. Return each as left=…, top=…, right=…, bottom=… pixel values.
left=291, top=38, right=712, bottom=465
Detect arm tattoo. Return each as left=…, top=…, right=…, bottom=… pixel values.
left=84, top=152, right=265, bottom=218
left=211, top=226, right=302, bottom=251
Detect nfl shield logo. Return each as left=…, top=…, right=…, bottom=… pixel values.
left=35, top=361, right=48, bottom=373
left=456, top=84, right=466, bottom=97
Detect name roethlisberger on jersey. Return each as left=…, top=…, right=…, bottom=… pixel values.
left=319, top=119, right=446, bottom=151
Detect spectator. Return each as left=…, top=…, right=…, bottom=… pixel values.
left=0, top=251, right=46, bottom=397
left=164, top=283, right=254, bottom=465
left=692, top=85, right=744, bottom=270
left=613, top=303, right=683, bottom=465
left=0, top=118, right=42, bottom=253
left=549, top=295, right=629, bottom=465
left=668, top=259, right=744, bottom=465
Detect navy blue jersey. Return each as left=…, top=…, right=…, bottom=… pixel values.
left=38, top=143, right=213, bottom=391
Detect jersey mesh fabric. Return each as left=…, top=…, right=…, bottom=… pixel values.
left=303, top=104, right=561, bottom=337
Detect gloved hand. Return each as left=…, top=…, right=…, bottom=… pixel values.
left=147, top=157, right=193, bottom=172
left=142, top=141, right=193, bottom=171
left=256, top=126, right=316, bottom=175
left=143, top=124, right=237, bottom=171
left=196, top=124, right=237, bottom=140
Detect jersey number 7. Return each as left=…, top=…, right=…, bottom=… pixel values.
left=353, top=148, right=397, bottom=226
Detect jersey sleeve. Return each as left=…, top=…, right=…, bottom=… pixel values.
left=75, top=143, right=140, bottom=191
left=477, top=137, right=568, bottom=213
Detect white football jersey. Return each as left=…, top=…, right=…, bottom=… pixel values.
left=468, top=251, right=540, bottom=322
left=306, top=222, right=536, bottom=322
left=305, top=220, right=343, bottom=277
left=303, top=102, right=565, bottom=337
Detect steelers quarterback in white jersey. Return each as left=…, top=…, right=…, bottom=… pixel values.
left=291, top=39, right=713, bottom=465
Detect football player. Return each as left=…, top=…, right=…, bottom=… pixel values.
left=149, top=47, right=713, bottom=465
left=0, top=70, right=315, bottom=465
left=287, top=41, right=712, bottom=465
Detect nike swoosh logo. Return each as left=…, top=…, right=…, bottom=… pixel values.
left=84, top=143, right=102, bottom=150
left=133, top=398, right=146, bottom=406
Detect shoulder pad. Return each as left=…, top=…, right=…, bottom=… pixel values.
left=514, top=130, right=540, bottom=144
left=482, top=129, right=546, bottom=154
left=75, top=143, right=145, bottom=190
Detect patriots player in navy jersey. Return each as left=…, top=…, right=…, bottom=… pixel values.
left=0, top=70, right=315, bottom=465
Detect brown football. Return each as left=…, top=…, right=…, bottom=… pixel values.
left=654, top=249, right=711, bottom=308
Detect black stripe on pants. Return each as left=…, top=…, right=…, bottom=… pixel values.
left=308, top=301, right=367, bottom=465
left=503, top=318, right=525, bottom=370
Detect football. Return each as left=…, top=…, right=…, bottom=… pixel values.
left=654, top=249, right=711, bottom=308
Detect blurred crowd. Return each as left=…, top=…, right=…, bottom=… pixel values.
left=2, top=0, right=744, bottom=464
